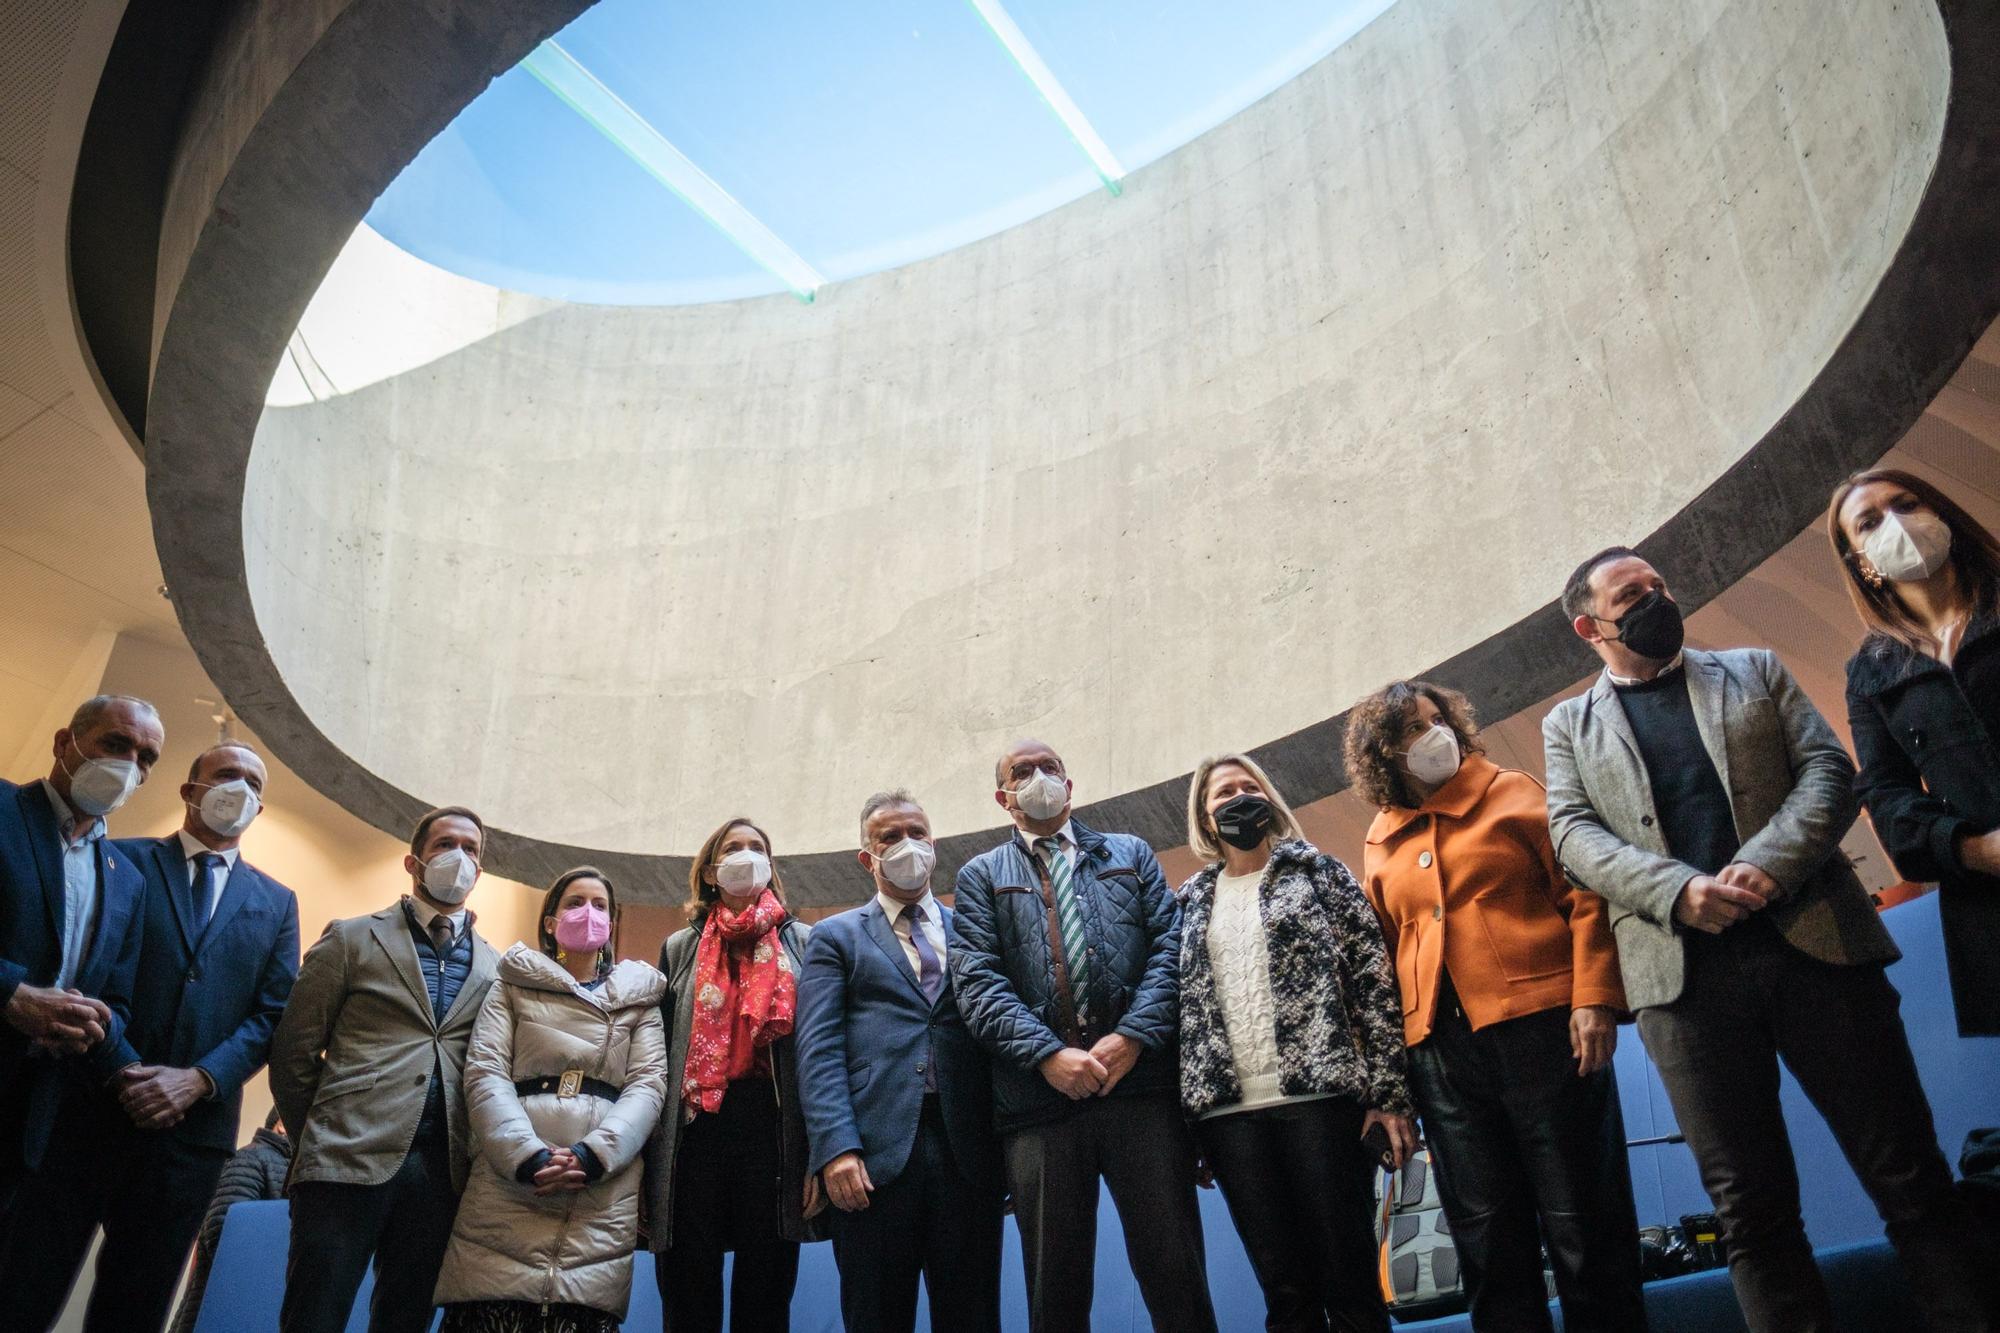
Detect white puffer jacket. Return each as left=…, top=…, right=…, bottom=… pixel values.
left=434, top=946, right=669, bottom=1316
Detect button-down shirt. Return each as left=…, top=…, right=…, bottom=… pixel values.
left=1015, top=820, right=1077, bottom=867
left=875, top=889, right=947, bottom=975
left=406, top=895, right=468, bottom=944
left=1607, top=650, right=1685, bottom=689
left=39, top=780, right=102, bottom=989
left=176, top=830, right=240, bottom=922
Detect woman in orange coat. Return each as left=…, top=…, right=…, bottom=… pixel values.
left=1349, top=680, right=1646, bottom=1333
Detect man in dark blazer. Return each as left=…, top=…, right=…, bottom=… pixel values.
left=0, top=741, right=300, bottom=1331
left=0, top=695, right=161, bottom=1223
left=269, top=805, right=499, bottom=1333
left=797, top=790, right=1005, bottom=1333
left=1543, top=548, right=1995, bottom=1332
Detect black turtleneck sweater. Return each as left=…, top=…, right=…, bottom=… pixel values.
left=1612, top=668, right=1741, bottom=875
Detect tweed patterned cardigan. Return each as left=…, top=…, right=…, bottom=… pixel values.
left=1176, top=839, right=1413, bottom=1120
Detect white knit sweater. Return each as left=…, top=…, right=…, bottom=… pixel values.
left=1202, top=867, right=1334, bottom=1118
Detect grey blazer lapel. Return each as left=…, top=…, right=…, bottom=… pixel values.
left=1682, top=652, right=1737, bottom=800
left=368, top=912, right=436, bottom=1028
left=1585, top=672, right=1642, bottom=764
left=1582, top=675, right=1668, bottom=854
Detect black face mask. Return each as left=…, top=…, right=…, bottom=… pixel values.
left=1609, top=589, right=1685, bottom=662
left=1213, top=794, right=1275, bottom=851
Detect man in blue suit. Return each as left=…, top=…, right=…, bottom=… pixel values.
left=797, top=789, right=1005, bottom=1333
left=0, top=740, right=300, bottom=1331
left=0, top=695, right=161, bottom=1222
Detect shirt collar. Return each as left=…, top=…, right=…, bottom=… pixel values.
left=177, top=828, right=240, bottom=871
left=39, top=779, right=102, bottom=846
left=876, top=888, right=940, bottom=926
left=406, top=894, right=467, bottom=937
left=1015, top=819, right=1075, bottom=858
left=1607, top=650, right=1685, bottom=689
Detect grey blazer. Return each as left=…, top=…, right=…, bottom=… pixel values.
left=267, top=902, right=499, bottom=1192
left=1542, top=647, right=1897, bottom=1011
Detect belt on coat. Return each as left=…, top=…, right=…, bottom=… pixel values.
left=514, top=1071, right=622, bottom=1101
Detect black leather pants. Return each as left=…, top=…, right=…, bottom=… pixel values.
left=1405, top=978, right=1647, bottom=1333
left=1196, top=1096, right=1388, bottom=1333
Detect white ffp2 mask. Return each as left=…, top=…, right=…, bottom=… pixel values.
left=195, top=780, right=261, bottom=839
left=1009, top=769, right=1069, bottom=822
left=715, top=849, right=772, bottom=894
left=63, top=750, right=141, bottom=818
left=1862, top=510, right=1952, bottom=583
left=1403, top=725, right=1463, bottom=787
left=873, top=838, right=936, bottom=892
left=421, top=847, right=479, bottom=904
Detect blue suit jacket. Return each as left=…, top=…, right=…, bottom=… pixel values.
left=0, top=778, right=146, bottom=1172
left=796, top=899, right=1000, bottom=1192
left=106, top=835, right=301, bottom=1150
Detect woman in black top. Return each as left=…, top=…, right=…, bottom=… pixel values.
left=1829, top=466, right=2000, bottom=1036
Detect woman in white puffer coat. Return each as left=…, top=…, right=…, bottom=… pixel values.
left=435, top=867, right=668, bottom=1333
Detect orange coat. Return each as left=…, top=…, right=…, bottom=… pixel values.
left=1361, top=756, right=1624, bottom=1046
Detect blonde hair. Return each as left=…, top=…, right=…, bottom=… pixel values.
left=1185, top=753, right=1304, bottom=862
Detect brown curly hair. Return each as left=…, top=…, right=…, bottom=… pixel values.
left=1342, top=680, right=1485, bottom=810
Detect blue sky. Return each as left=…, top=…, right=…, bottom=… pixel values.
left=365, top=0, right=1397, bottom=305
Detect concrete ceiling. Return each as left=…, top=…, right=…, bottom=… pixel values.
left=3, top=0, right=1999, bottom=911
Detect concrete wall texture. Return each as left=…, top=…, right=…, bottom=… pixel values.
left=240, top=0, right=1946, bottom=859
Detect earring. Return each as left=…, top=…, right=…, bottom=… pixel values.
left=1862, top=565, right=1885, bottom=589
left=556, top=945, right=568, bottom=961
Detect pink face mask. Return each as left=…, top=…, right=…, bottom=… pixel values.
left=554, top=903, right=611, bottom=954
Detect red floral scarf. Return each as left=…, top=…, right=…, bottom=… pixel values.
left=681, top=889, right=796, bottom=1119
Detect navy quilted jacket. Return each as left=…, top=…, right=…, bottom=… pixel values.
left=946, top=819, right=1181, bottom=1132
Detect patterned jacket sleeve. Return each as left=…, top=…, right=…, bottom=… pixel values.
left=1316, top=854, right=1414, bottom=1118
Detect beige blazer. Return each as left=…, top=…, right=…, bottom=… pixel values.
left=1542, top=647, right=1897, bottom=1011
left=268, top=900, right=499, bottom=1191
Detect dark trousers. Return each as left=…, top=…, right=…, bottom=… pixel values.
left=1405, top=985, right=1647, bottom=1333
left=1196, top=1096, right=1387, bottom=1333
left=1637, top=925, right=1999, bottom=1333
left=0, top=1101, right=227, bottom=1333
left=657, top=1078, right=800, bottom=1333
left=1002, top=1090, right=1217, bottom=1333
left=281, top=1127, right=461, bottom=1333
left=828, top=1095, right=1004, bottom=1333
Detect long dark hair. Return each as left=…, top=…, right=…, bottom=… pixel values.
left=685, top=817, right=787, bottom=930
left=539, top=866, right=619, bottom=976
left=1827, top=467, right=2000, bottom=652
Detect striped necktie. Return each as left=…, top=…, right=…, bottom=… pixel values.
left=1036, top=836, right=1089, bottom=1009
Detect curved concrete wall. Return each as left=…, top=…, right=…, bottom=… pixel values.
left=245, top=0, right=1943, bottom=862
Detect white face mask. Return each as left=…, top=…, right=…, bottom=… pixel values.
left=1862, top=510, right=1952, bottom=584
left=715, top=849, right=772, bottom=894
left=420, top=847, right=479, bottom=904
left=62, top=746, right=141, bottom=818
left=1008, top=768, right=1069, bottom=822
left=1402, top=724, right=1463, bottom=787
left=872, top=838, right=936, bottom=893
left=195, top=780, right=261, bottom=839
